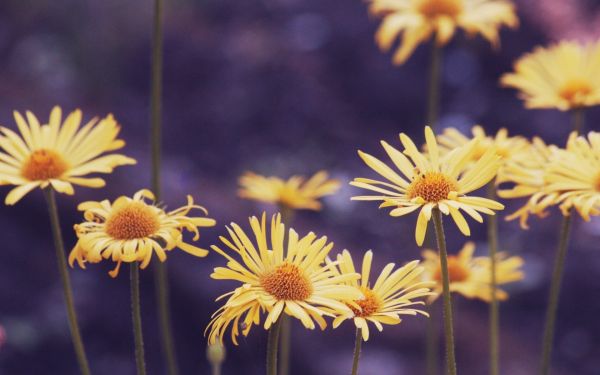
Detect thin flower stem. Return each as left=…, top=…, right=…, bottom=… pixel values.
left=425, top=303, right=439, bottom=375
left=427, top=40, right=443, bottom=129
left=432, top=208, right=457, bottom=375
left=571, top=108, right=585, bottom=135
left=211, top=364, right=222, bottom=375
left=539, top=214, right=572, bottom=375
left=277, top=204, right=295, bottom=375
left=266, top=318, right=283, bottom=375
left=486, top=182, right=499, bottom=375
left=351, top=327, right=363, bottom=375
left=131, top=262, right=147, bottom=375
left=43, top=188, right=92, bottom=375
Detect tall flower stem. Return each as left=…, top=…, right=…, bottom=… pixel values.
left=149, top=0, right=178, bottom=373
left=426, top=40, right=443, bottom=129
left=432, top=208, right=457, bottom=375
left=425, top=303, right=439, bottom=375
left=486, top=181, right=500, bottom=375
left=266, top=319, right=283, bottom=375
left=571, top=108, right=585, bottom=135
left=351, top=327, right=363, bottom=375
left=539, top=214, right=572, bottom=375
left=131, top=262, right=147, bottom=375
left=277, top=204, right=295, bottom=375
left=43, top=188, right=92, bottom=375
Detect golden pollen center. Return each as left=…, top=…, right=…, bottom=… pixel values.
left=434, top=256, right=470, bottom=283
left=260, top=263, right=313, bottom=301
left=21, top=149, right=68, bottom=181
left=407, top=172, right=458, bottom=202
left=418, top=0, right=463, bottom=19
left=105, top=202, right=160, bottom=240
left=559, top=79, right=592, bottom=104
left=348, top=288, right=381, bottom=318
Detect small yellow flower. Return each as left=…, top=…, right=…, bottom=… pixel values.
left=421, top=242, right=524, bottom=302
left=369, top=0, right=518, bottom=65
left=501, top=40, right=600, bottom=111
left=329, top=250, right=433, bottom=341
left=351, top=126, right=504, bottom=245
left=69, top=189, right=216, bottom=277
left=238, top=171, right=341, bottom=210
left=206, top=213, right=362, bottom=345
left=497, top=137, right=561, bottom=229
left=0, top=106, right=136, bottom=205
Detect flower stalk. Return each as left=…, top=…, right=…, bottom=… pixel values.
left=277, top=204, right=295, bottom=375
left=487, top=181, right=499, bottom=375
left=266, top=318, right=283, bottom=375
left=131, top=262, right=147, bottom=375
left=427, top=40, right=443, bottom=129
left=43, top=187, right=92, bottom=375
left=351, top=328, right=363, bottom=375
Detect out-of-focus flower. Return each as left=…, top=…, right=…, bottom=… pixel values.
left=238, top=171, right=340, bottom=210
left=421, top=242, right=524, bottom=302
left=501, top=40, right=600, bottom=111
left=0, top=106, right=136, bottom=205
left=0, top=325, right=6, bottom=350
left=351, top=126, right=504, bottom=245
left=206, top=213, right=361, bottom=345
left=329, top=250, right=432, bottom=341
left=69, top=189, right=215, bottom=277
left=369, top=0, right=518, bottom=65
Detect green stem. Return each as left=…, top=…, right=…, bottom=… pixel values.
left=425, top=303, right=439, bottom=375
left=43, top=188, right=92, bottom=375
left=432, top=208, right=457, bottom=375
left=487, top=182, right=499, bottom=375
left=571, top=108, right=584, bottom=135
left=539, top=215, right=572, bottom=375
left=266, top=318, right=282, bottom=375
left=131, top=263, right=147, bottom=375
left=426, top=40, right=443, bottom=129
left=277, top=204, right=294, bottom=375
left=351, top=328, right=362, bottom=375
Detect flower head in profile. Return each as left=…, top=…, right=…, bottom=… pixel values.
left=421, top=242, right=524, bottom=302
left=69, top=189, right=216, bottom=277
left=0, top=106, right=136, bottom=205
left=329, top=250, right=432, bottom=341
left=501, top=40, right=600, bottom=111
left=238, top=171, right=341, bottom=210
left=206, top=213, right=361, bottom=345
left=351, top=126, right=504, bottom=245
left=369, top=0, right=518, bottom=65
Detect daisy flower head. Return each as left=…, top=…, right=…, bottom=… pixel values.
left=369, top=0, right=518, bottom=65
left=329, top=250, right=433, bottom=341
left=501, top=40, right=600, bottom=111
left=421, top=241, right=524, bottom=302
left=238, top=171, right=341, bottom=210
left=0, top=106, right=136, bottom=205
left=351, top=126, right=504, bottom=246
left=206, top=213, right=362, bottom=345
left=69, top=189, right=216, bottom=277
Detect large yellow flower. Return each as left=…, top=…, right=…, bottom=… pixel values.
left=497, top=137, right=561, bottom=229
left=69, top=189, right=216, bottom=277
left=329, top=250, right=432, bottom=341
left=238, top=171, right=341, bottom=210
left=501, top=40, right=600, bottom=111
left=351, top=126, right=504, bottom=245
left=369, top=0, right=518, bottom=65
left=206, top=213, right=361, bottom=344
left=0, top=106, right=136, bottom=205
left=421, top=242, right=524, bottom=302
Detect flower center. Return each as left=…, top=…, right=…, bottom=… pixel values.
left=348, top=288, right=381, bottom=318
left=418, top=0, right=463, bottom=19
left=105, top=202, right=161, bottom=240
left=260, top=263, right=313, bottom=301
left=21, top=149, right=69, bottom=181
left=407, top=172, right=458, bottom=202
left=434, top=256, right=470, bottom=283
left=559, top=79, right=593, bottom=105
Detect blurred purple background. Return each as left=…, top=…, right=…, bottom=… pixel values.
left=1, top=0, right=600, bottom=374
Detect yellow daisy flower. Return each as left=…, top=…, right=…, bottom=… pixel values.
left=238, top=171, right=341, bottom=210
left=206, top=213, right=362, bottom=344
left=0, top=106, right=136, bottom=205
left=369, top=0, right=518, bottom=65
left=69, top=189, right=216, bottom=277
left=351, top=126, right=504, bottom=245
left=421, top=241, right=524, bottom=302
left=501, top=40, right=600, bottom=111
left=497, top=137, right=561, bottom=229
left=329, top=250, right=433, bottom=341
